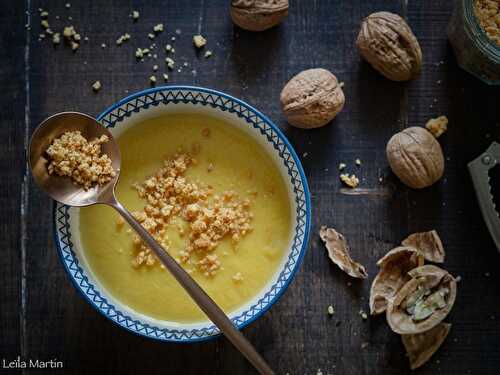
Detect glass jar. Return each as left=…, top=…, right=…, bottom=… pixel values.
left=448, top=0, right=500, bottom=85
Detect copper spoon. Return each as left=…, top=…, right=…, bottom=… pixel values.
left=28, top=112, right=274, bottom=375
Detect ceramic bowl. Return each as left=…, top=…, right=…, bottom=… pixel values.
left=53, top=86, right=311, bottom=342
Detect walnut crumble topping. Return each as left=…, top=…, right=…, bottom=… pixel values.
left=127, top=150, right=253, bottom=277
left=46, top=131, right=115, bottom=190
left=474, top=0, right=500, bottom=45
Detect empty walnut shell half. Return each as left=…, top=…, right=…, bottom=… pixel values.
left=402, top=322, right=451, bottom=370
left=386, top=127, right=445, bottom=189
left=356, top=11, right=422, bottom=81
left=230, top=0, right=289, bottom=32
left=319, top=226, right=368, bottom=279
left=280, top=68, right=345, bottom=129
left=402, top=230, right=445, bottom=263
left=386, top=265, right=457, bottom=334
left=370, top=246, right=424, bottom=315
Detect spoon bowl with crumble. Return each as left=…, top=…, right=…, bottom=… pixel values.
left=28, top=111, right=274, bottom=375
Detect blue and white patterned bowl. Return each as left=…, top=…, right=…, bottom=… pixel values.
left=53, top=86, right=311, bottom=342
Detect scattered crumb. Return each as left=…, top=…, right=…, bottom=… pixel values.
left=116, top=33, right=131, bottom=46
left=63, top=25, right=76, bottom=39
left=65, top=3, right=71, bottom=9
left=361, top=342, right=369, bottom=349
left=303, top=152, right=308, bottom=158
left=338, top=163, right=346, bottom=170
left=355, top=158, right=362, bottom=166
left=92, top=80, right=101, bottom=92
left=163, top=73, right=169, bottom=82
left=340, top=173, right=359, bottom=188
left=45, top=131, right=115, bottom=190
left=52, top=33, right=61, bottom=45
left=40, top=10, right=49, bottom=18
left=232, top=272, right=244, bottom=283
left=425, top=115, right=448, bottom=138
left=116, top=216, right=125, bottom=229
left=165, top=57, right=175, bottom=69
left=153, top=23, right=164, bottom=33
left=193, top=34, right=207, bottom=48
left=101, top=43, right=106, bottom=48
left=327, top=305, right=335, bottom=316
left=148, top=33, right=155, bottom=40
left=132, top=10, right=139, bottom=21
left=149, top=75, right=157, bottom=85
left=41, top=19, right=49, bottom=29
left=359, top=309, right=368, bottom=320
left=153, top=64, right=158, bottom=72
left=204, top=50, right=213, bottom=58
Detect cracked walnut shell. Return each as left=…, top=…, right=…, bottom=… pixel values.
left=280, top=68, right=345, bottom=129
left=230, top=0, right=288, bottom=32
left=356, top=12, right=422, bottom=81
left=402, top=322, right=451, bottom=370
left=319, top=226, right=367, bottom=279
left=386, top=127, right=444, bottom=189
left=370, top=246, right=424, bottom=315
left=386, top=265, right=457, bottom=335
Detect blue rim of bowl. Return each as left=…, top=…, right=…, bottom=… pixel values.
left=53, top=85, right=312, bottom=343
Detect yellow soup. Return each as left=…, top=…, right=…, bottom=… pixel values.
left=79, top=113, right=291, bottom=323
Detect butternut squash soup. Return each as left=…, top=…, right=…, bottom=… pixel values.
left=79, top=113, right=291, bottom=323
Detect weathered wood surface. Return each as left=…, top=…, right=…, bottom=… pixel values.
left=1, top=0, right=499, bottom=374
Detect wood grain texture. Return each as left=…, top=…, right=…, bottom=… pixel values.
left=3, top=0, right=499, bottom=374
left=0, top=0, right=26, bottom=363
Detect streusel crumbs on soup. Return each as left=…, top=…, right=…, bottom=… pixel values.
left=46, top=130, right=115, bottom=190
left=126, top=150, right=253, bottom=277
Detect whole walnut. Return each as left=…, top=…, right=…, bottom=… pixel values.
left=356, top=12, right=422, bottom=81
left=386, top=127, right=444, bottom=189
left=280, top=68, right=345, bottom=129
left=230, top=0, right=288, bottom=32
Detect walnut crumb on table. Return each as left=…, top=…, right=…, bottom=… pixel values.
left=425, top=115, right=448, bottom=138
left=327, top=305, right=335, bottom=315
left=45, top=131, right=115, bottom=190
left=92, top=80, right=101, bottom=92
left=340, top=173, right=359, bottom=188
left=193, top=34, right=207, bottom=48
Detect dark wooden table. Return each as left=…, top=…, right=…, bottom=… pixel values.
left=2, top=1, right=499, bottom=374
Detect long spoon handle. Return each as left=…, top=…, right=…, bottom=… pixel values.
left=109, top=198, right=275, bottom=375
